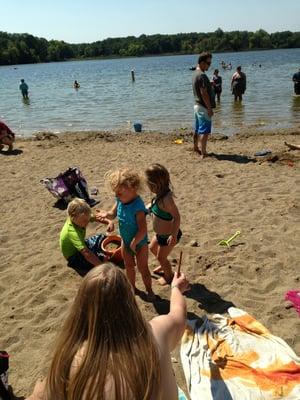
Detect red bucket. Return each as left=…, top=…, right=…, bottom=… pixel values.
left=101, top=235, right=123, bottom=264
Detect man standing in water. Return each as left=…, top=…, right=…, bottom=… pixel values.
left=19, top=79, right=29, bottom=99
left=231, top=66, right=246, bottom=101
left=192, top=52, right=215, bottom=158
left=292, top=68, right=300, bottom=95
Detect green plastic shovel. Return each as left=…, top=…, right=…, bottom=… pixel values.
left=218, top=230, right=241, bottom=247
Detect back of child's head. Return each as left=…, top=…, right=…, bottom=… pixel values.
left=67, top=198, right=91, bottom=221
left=145, top=163, right=170, bottom=195
left=106, top=168, right=142, bottom=192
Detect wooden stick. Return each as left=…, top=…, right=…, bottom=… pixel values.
left=177, top=251, right=183, bottom=275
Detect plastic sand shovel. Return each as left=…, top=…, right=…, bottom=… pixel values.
left=174, top=139, right=183, bottom=144
left=218, top=230, right=241, bottom=247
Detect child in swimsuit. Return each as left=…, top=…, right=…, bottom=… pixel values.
left=145, top=164, right=182, bottom=285
left=97, top=168, right=155, bottom=301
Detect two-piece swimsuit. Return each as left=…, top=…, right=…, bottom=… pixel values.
left=149, top=193, right=182, bottom=246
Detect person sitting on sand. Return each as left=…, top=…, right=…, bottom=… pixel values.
left=0, top=120, right=15, bottom=152
left=97, top=168, right=155, bottom=301
left=26, top=264, right=190, bottom=400
left=60, top=198, right=114, bottom=271
left=19, top=79, right=29, bottom=99
left=74, top=80, right=80, bottom=89
left=145, top=164, right=181, bottom=286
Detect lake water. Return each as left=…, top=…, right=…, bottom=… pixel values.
left=0, top=49, right=299, bottom=136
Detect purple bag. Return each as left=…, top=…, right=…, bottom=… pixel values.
left=41, top=167, right=98, bottom=206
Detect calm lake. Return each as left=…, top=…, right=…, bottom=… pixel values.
left=0, top=48, right=299, bottom=136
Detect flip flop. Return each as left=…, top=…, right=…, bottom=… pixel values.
left=254, top=149, right=272, bottom=157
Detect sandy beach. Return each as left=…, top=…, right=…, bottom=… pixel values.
left=1, top=127, right=300, bottom=398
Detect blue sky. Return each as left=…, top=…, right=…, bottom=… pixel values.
left=1, top=0, right=299, bottom=43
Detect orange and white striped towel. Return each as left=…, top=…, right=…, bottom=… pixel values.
left=180, top=307, right=300, bottom=400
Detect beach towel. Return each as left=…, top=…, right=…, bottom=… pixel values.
left=180, top=307, right=300, bottom=400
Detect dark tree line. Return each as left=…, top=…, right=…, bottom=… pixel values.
left=0, top=29, right=299, bottom=66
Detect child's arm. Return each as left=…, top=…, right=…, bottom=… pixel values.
left=164, top=196, right=181, bottom=246
left=80, top=247, right=103, bottom=266
left=95, top=203, right=117, bottom=221
left=130, top=211, right=147, bottom=253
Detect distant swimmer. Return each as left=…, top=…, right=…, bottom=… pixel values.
left=74, top=80, right=80, bottom=89
left=231, top=66, right=246, bottom=101
left=292, top=68, right=300, bottom=95
left=19, top=79, right=29, bottom=99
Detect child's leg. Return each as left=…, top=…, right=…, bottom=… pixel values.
left=121, top=242, right=136, bottom=290
left=136, top=244, right=153, bottom=295
left=150, top=236, right=164, bottom=274
left=156, top=243, right=176, bottom=285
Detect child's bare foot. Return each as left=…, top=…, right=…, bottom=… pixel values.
left=194, top=147, right=201, bottom=154
left=153, top=266, right=164, bottom=276
left=158, top=274, right=174, bottom=286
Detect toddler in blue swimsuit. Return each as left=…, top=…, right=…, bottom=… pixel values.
left=97, top=168, right=155, bottom=301
left=145, top=164, right=182, bottom=285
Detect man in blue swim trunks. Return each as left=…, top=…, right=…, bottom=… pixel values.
left=192, top=52, right=215, bottom=158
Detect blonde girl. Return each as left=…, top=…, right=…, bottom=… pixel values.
left=98, top=168, right=154, bottom=300
left=145, top=164, right=181, bottom=285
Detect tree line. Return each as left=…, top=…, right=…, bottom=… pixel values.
left=0, top=29, right=299, bottom=66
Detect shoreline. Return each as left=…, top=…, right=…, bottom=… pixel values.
left=14, top=124, right=300, bottom=141
left=1, top=127, right=299, bottom=397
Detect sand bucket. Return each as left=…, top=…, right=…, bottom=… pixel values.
left=101, top=235, right=123, bottom=264
left=133, top=122, right=142, bottom=132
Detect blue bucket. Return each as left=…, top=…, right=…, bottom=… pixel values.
left=133, top=122, right=142, bottom=132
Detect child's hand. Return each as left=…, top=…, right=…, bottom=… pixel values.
left=167, top=235, right=177, bottom=247
left=95, top=209, right=108, bottom=221
left=106, top=221, right=114, bottom=233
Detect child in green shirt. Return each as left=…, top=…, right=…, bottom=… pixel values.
left=60, top=198, right=113, bottom=271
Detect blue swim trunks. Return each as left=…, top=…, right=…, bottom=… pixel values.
left=194, top=104, right=212, bottom=135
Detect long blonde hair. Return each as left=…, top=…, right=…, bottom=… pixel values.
left=45, top=264, right=160, bottom=400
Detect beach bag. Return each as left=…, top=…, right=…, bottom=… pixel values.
left=0, top=351, right=10, bottom=400
left=41, top=167, right=98, bottom=206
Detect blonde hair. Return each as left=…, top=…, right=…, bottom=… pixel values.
left=145, top=164, right=171, bottom=197
left=106, top=168, right=142, bottom=193
left=45, top=264, right=161, bottom=400
left=67, top=198, right=91, bottom=220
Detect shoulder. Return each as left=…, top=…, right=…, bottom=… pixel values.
left=134, top=196, right=146, bottom=208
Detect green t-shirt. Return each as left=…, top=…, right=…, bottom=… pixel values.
left=59, top=217, right=86, bottom=258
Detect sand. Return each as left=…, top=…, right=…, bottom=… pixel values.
left=1, top=127, right=300, bottom=398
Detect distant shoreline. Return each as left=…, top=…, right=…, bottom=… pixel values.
left=1, top=47, right=300, bottom=68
